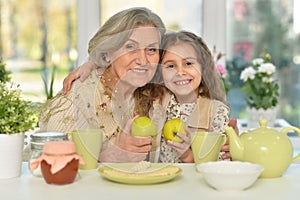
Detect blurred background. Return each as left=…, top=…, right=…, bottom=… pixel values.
left=1, top=0, right=300, bottom=127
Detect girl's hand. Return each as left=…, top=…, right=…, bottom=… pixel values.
left=220, top=117, right=239, bottom=160
left=220, top=136, right=231, bottom=160
left=62, top=61, right=96, bottom=95
left=228, top=117, right=239, bottom=134
left=166, top=127, right=194, bottom=162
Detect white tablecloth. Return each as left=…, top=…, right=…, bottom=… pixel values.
left=0, top=162, right=300, bottom=200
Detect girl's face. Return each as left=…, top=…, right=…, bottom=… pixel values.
left=108, top=25, right=160, bottom=88
left=161, top=42, right=201, bottom=102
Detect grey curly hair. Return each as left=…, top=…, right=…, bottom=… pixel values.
left=88, top=7, right=166, bottom=68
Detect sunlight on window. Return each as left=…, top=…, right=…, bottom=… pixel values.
left=0, top=0, right=77, bottom=102
left=226, top=0, right=300, bottom=127
left=101, top=0, right=203, bottom=35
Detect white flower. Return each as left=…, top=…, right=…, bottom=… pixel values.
left=240, top=52, right=279, bottom=110
left=252, top=58, right=264, bottom=66
left=258, top=63, right=276, bottom=75
left=262, top=77, right=273, bottom=83
left=240, top=66, right=256, bottom=82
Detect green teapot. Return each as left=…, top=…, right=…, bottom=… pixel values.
left=224, top=119, right=300, bottom=178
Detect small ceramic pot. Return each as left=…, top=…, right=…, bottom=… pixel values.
left=41, top=159, right=79, bottom=184
left=30, top=141, right=85, bottom=185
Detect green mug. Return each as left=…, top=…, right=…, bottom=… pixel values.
left=68, top=129, right=103, bottom=170
left=191, top=132, right=226, bottom=166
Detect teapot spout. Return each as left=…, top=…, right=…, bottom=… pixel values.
left=224, top=126, right=244, bottom=161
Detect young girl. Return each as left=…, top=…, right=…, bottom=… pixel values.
left=156, top=31, right=230, bottom=163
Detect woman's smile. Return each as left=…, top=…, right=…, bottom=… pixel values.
left=131, top=67, right=149, bottom=73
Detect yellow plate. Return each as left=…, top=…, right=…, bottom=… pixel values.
left=98, top=163, right=182, bottom=185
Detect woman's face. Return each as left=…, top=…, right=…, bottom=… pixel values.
left=161, top=42, right=202, bottom=102
left=108, top=26, right=160, bottom=88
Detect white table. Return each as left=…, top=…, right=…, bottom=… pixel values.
left=0, top=162, right=300, bottom=200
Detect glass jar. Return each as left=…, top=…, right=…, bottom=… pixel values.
left=29, top=132, right=68, bottom=177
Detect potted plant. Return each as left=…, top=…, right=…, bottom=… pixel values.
left=0, top=58, right=11, bottom=83
left=0, top=60, right=37, bottom=179
left=240, top=51, right=279, bottom=128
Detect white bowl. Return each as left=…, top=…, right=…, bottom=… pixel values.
left=197, top=161, right=264, bottom=191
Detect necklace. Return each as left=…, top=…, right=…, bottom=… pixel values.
left=99, top=68, right=119, bottom=98
left=94, top=69, right=120, bottom=141
left=97, top=68, right=135, bottom=142
left=100, top=75, right=112, bottom=97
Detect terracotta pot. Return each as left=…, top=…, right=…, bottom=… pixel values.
left=30, top=141, right=85, bottom=185
left=41, top=159, right=79, bottom=185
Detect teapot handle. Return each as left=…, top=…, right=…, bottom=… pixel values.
left=281, top=126, right=300, bottom=136
left=281, top=126, right=300, bottom=162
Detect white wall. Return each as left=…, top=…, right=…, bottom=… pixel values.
left=77, top=0, right=100, bottom=65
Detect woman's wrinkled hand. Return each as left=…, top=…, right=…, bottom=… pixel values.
left=115, top=116, right=153, bottom=154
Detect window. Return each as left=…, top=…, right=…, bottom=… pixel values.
left=100, top=0, right=203, bottom=34
left=226, top=0, right=300, bottom=126
left=7, top=0, right=300, bottom=127
left=0, top=0, right=77, bottom=101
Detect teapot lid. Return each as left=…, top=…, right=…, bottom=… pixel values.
left=247, top=119, right=278, bottom=134
left=259, top=119, right=268, bottom=128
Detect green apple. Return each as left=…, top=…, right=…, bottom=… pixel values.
left=131, top=116, right=158, bottom=137
left=163, top=118, right=187, bottom=142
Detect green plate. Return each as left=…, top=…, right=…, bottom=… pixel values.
left=98, top=163, right=182, bottom=185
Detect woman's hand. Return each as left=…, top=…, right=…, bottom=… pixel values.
left=99, top=116, right=152, bottom=163
left=116, top=132, right=153, bottom=153
left=220, top=118, right=239, bottom=160
left=115, top=116, right=153, bottom=154
left=166, top=127, right=194, bottom=163
left=62, top=61, right=96, bottom=95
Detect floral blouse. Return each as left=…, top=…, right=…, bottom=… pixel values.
left=159, top=94, right=230, bottom=163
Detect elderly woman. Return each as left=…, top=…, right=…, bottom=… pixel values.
left=39, top=7, right=166, bottom=163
